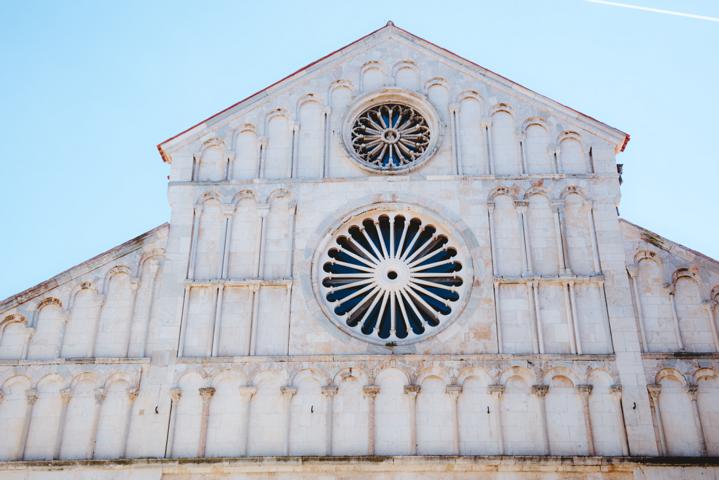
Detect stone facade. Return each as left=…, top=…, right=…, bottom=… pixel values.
left=1, top=23, right=718, bottom=479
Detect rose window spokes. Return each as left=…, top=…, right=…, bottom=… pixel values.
left=320, top=212, right=464, bottom=343
left=350, top=103, right=430, bottom=170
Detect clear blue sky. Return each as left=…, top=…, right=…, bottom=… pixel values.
left=1, top=0, right=717, bottom=299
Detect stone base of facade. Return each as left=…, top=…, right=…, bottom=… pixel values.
left=2, top=456, right=718, bottom=479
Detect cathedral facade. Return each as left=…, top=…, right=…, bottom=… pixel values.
left=1, top=23, right=718, bottom=479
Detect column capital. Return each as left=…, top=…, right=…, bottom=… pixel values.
left=609, top=384, right=623, bottom=397
left=686, top=383, right=699, bottom=400
left=0, top=390, right=4, bottom=404
left=199, top=387, right=216, bottom=400
left=60, top=388, right=73, bottom=405
left=95, top=388, right=107, bottom=404
left=26, top=389, right=38, bottom=405
left=576, top=384, right=593, bottom=396
left=170, top=387, right=182, bottom=402
left=127, top=387, right=140, bottom=402
left=488, top=384, right=505, bottom=397
left=626, top=265, right=638, bottom=278
left=531, top=384, right=549, bottom=397
left=281, top=386, right=297, bottom=398
left=321, top=385, right=339, bottom=397
left=404, top=384, right=421, bottom=397
left=239, top=385, right=257, bottom=398
left=647, top=383, right=662, bottom=401
left=362, top=385, right=380, bottom=398
left=445, top=384, right=463, bottom=399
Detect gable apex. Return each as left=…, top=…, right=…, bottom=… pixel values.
left=157, top=22, right=630, bottom=163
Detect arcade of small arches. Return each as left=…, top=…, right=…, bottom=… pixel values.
left=183, top=65, right=606, bottom=183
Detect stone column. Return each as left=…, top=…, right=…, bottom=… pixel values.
left=321, top=385, right=338, bottom=455
left=610, top=384, right=630, bottom=455
left=577, top=384, right=595, bottom=455
left=89, top=388, right=107, bottom=459
left=568, top=281, right=582, bottom=354
left=563, top=282, right=578, bottom=353
left=248, top=284, right=260, bottom=355
left=220, top=208, right=234, bottom=279
left=647, top=384, right=666, bottom=455
left=404, top=384, right=421, bottom=455
left=556, top=203, right=572, bottom=275
left=211, top=284, right=225, bottom=357
left=668, top=290, right=685, bottom=350
left=552, top=203, right=567, bottom=273
left=448, top=104, right=460, bottom=175
left=517, top=202, right=531, bottom=275
left=587, top=204, right=602, bottom=273
left=256, top=206, right=270, bottom=279
left=20, top=389, right=38, bottom=460
left=167, top=387, right=182, bottom=458
left=626, top=266, right=648, bottom=351
left=197, top=387, right=216, bottom=457
left=53, top=388, right=72, bottom=459
left=686, top=384, right=708, bottom=456
left=239, top=385, right=257, bottom=456
left=187, top=206, right=202, bottom=280
left=702, top=301, right=719, bottom=352
left=531, top=384, right=550, bottom=455
left=488, top=384, right=505, bottom=455
left=363, top=385, right=380, bottom=455
left=446, top=384, right=463, bottom=455
left=122, top=387, right=139, bottom=458
left=531, top=281, right=544, bottom=353
left=281, top=386, right=297, bottom=455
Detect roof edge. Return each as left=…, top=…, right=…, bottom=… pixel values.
left=158, top=22, right=631, bottom=163
left=0, top=223, right=169, bottom=312
left=620, top=218, right=719, bottom=266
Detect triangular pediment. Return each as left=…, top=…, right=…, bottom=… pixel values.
left=158, top=22, right=628, bottom=162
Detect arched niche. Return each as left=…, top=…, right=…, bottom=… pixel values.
left=296, top=99, right=325, bottom=178
left=458, top=95, right=488, bottom=175
left=374, top=368, right=411, bottom=455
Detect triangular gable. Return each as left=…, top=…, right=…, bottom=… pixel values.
left=157, top=21, right=630, bottom=163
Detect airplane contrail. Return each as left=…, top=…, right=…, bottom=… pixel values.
left=586, top=0, right=719, bottom=23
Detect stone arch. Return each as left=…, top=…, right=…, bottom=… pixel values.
left=288, top=369, right=327, bottom=455
left=296, top=95, right=325, bottom=178
left=545, top=372, right=588, bottom=454
left=0, top=314, right=30, bottom=360
left=26, top=374, right=64, bottom=460
left=361, top=61, right=384, bottom=92
left=94, top=374, right=132, bottom=459
left=525, top=188, right=559, bottom=276
left=374, top=367, right=412, bottom=455
left=672, top=269, right=716, bottom=352
left=196, top=137, right=228, bottom=182
left=62, top=282, right=101, bottom=358
left=523, top=118, right=553, bottom=174
left=205, top=370, right=248, bottom=457
left=562, top=189, right=595, bottom=275
left=696, top=369, right=719, bottom=454
left=193, top=194, right=225, bottom=281
left=490, top=104, right=522, bottom=176
left=635, top=251, right=677, bottom=352
left=587, top=368, right=625, bottom=454
left=172, top=371, right=205, bottom=458
left=457, top=369, right=497, bottom=455
left=393, top=60, right=420, bottom=90
left=416, top=373, right=453, bottom=455
left=457, top=91, right=488, bottom=175
left=95, top=266, right=135, bottom=357
left=232, top=124, right=260, bottom=180
left=0, top=375, right=32, bottom=460
left=27, top=298, right=65, bottom=360
left=247, top=369, right=287, bottom=455
left=264, top=108, right=292, bottom=178
left=330, top=368, right=368, bottom=455
left=558, top=131, right=587, bottom=174
left=501, top=369, right=542, bottom=454
left=227, top=190, right=260, bottom=279
left=657, top=370, right=702, bottom=455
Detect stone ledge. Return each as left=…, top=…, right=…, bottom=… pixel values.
left=2, top=455, right=718, bottom=473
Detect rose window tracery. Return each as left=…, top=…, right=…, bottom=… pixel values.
left=316, top=208, right=471, bottom=345
left=350, top=103, right=430, bottom=171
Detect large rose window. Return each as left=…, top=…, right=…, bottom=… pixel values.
left=315, top=206, right=472, bottom=345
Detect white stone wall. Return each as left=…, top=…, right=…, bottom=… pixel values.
left=1, top=23, right=718, bottom=478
